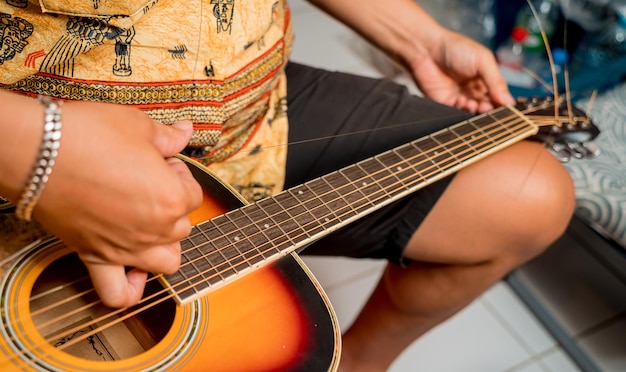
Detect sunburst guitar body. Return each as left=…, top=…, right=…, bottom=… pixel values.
left=0, top=158, right=341, bottom=372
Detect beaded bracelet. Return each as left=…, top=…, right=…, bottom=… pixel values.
left=14, top=96, right=63, bottom=221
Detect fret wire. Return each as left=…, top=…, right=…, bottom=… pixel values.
left=430, top=128, right=467, bottom=164
left=287, top=185, right=333, bottom=235
left=485, top=113, right=516, bottom=139
left=193, top=221, right=228, bottom=276
left=223, top=209, right=265, bottom=266
left=167, top=117, right=536, bottom=300
left=254, top=197, right=297, bottom=250
left=166, top=111, right=537, bottom=298
left=413, top=136, right=448, bottom=171
left=449, top=120, right=480, bottom=153
left=237, top=204, right=289, bottom=263
left=316, top=175, right=356, bottom=221
left=178, top=113, right=532, bottom=280
left=356, top=158, right=394, bottom=199
left=330, top=170, right=372, bottom=213
left=257, top=197, right=304, bottom=245
left=272, top=191, right=313, bottom=243
left=354, top=162, right=389, bottom=200
left=209, top=215, right=250, bottom=271
left=371, top=156, right=406, bottom=199
left=374, top=152, right=408, bottom=192
left=468, top=115, right=500, bottom=144
left=338, top=166, right=377, bottom=210
left=298, top=182, right=341, bottom=230
left=392, top=144, right=428, bottom=185
left=173, top=114, right=528, bottom=280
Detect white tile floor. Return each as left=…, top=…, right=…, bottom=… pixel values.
left=287, top=1, right=583, bottom=371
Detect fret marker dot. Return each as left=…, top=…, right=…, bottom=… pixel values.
left=264, top=223, right=270, bottom=229
left=234, top=236, right=240, bottom=241
left=434, top=151, right=439, bottom=155
left=362, top=181, right=367, bottom=186
left=396, top=166, right=402, bottom=171
left=298, top=190, right=303, bottom=195
left=324, top=218, right=330, bottom=222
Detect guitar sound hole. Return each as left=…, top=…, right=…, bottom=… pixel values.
left=30, top=254, right=175, bottom=361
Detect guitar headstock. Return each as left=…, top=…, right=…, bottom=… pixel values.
left=515, top=96, right=601, bottom=162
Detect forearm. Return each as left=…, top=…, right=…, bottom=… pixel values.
left=0, top=90, right=44, bottom=202
left=307, top=0, right=447, bottom=69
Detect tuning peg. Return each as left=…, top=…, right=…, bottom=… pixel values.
left=581, top=142, right=601, bottom=158
left=567, top=143, right=595, bottom=159
left=549, top=143, right=571, bottom=163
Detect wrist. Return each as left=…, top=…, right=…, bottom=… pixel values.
left=0, top=93, right=62, bottom=218
left=14, top=96, right=63, bottom=221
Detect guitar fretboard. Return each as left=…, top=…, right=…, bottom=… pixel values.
left=163, top=105, right=538, bottom=304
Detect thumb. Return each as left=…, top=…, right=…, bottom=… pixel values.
left=152, top=120, right=194, bottom=157
left=85, top=262, right=147, bottom=308
left=478, top=55, right=515, bottom=107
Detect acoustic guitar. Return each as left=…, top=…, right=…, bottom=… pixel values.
left=0, top=97, right=599, bottom=371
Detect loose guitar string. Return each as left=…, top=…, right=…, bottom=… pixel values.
left=5, top=28, right=597, bottom=372
left=24, top=114, right=471, bottom=309
left=0, top=0, right=562, bottom=315
left=5, top=6, right=596, bottom=364
left=26, top=44, right=579, bottom=311
left=14, top=100, right=572, bottom=338
left=2, top=107, right=532, bottom=354
left=4, top=106, right=553, bottom=357
left=22, top=102, right=560, bottom=334
left=24, top=111, right=507, bottom=320
left=15, top=109, right=536, bottom=345
left=27, top=110, right=537, bottom=334
left=10, top=111, right=535, bottom=358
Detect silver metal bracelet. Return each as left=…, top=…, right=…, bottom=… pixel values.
left=15, top=96, right=63, bottom=221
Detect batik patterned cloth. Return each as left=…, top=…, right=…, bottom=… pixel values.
left=0, top=0, right=292, bottom=201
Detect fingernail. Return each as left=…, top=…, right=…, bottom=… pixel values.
left=167, top=157, right=184, bottom=165
left=172, top=120, right=193, bottom=131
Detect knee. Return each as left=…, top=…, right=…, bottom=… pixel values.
left=405, top=141, right=575, bottom=266
left=490, top=142, right=575, bottom=261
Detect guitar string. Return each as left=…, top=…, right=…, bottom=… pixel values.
left=3, top=1, right=592, bottom=362
left=4, top=106, right=552, bottom=356
left=24, top=113, right=494, bottom=316
left=15, top=105, right=550, bottom=337
left=16, top=103, right=557, bottom=328
left=22, top=116, right=486, bottom=320
left=27, top=100, right=570, bottom=312
left=10, top=0, right=575, bottom=320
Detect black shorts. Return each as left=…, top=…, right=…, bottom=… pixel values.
left=285, top=62, right=471, bottom=265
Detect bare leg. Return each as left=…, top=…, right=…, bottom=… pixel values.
left=339, top=141, right=575, bottom=371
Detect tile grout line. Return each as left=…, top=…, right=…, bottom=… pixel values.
left=480, top=289, right=554, bottom=371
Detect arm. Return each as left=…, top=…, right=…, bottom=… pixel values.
left=307, top=0, right=515, bottom=112
left=0, top=90, right=202, bottom=308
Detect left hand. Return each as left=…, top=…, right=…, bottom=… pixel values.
left=408, top=30, right=515, bottom=114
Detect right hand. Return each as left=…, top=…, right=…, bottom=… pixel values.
left=31, top=100, right=203, bottom=308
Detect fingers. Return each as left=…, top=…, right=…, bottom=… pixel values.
left=167, top=157, right=204, bottom=213
left=82, top=239, right=182, bottom=307
left=478, top=54, right=515, bottom=107
left=85, top=262, right=148, bottom=308
left=152, top=120, right=194, bottom=157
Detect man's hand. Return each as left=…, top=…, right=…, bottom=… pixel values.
left=32, top=101, right=203, bottom=308
left=309, top=0, right=514, bottom=114
left=409, top=30, right=515, bottom=114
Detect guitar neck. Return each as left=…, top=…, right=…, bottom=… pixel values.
left=163, top=105, right=538, bottom=304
